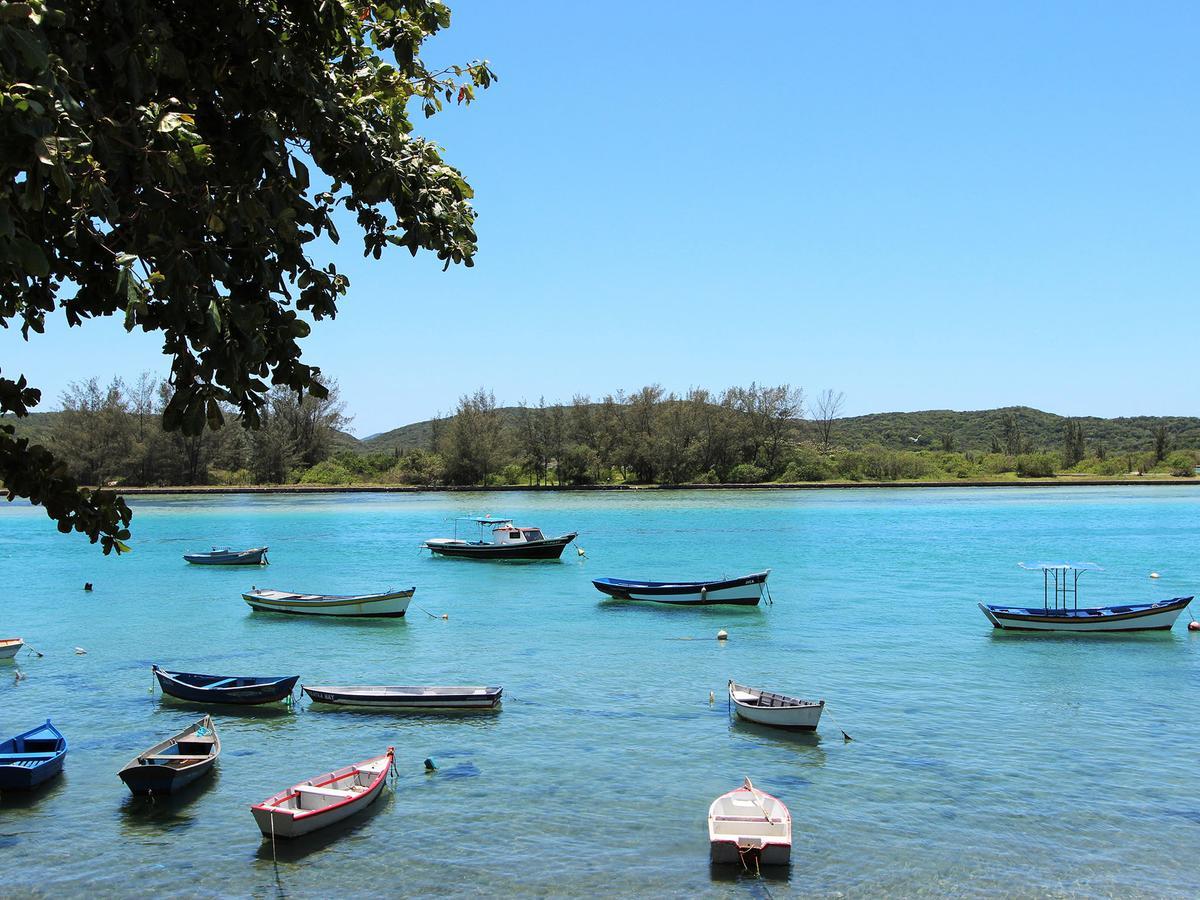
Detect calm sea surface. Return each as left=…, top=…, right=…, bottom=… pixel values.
left=1, top=487, right=1199, bottom=898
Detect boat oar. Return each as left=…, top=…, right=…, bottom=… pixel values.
left=824, top=706, right=853, bottom=742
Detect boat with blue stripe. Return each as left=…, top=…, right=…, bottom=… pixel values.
left=592, top=570, right=771, bottom=606
left=0, top=720, right=67, bottom=791
left=979, top=563, right=1194, bottom=632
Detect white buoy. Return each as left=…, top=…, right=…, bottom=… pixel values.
left=1150, top=572, right=1160, bottom=579
left=708, top=690, right=715, bottom=704
left=74, top=647, right=87, bottom=655
left=716, top=629, right=728, bottom=641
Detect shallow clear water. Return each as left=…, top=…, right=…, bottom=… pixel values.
left=1, top=487, right=1199, bottom=898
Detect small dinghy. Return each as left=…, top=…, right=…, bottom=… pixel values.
left=728, top=680, right=824, bottom=731
left=708, top=777, right=792, bottom=867
left=118, top=715, right=220, bottom=795
left=185, top=546, right=268, bottom=566
left=592, top=570, right=771, bottom=606
left=0, top=720, right=67, bottom=790
left=0, top=637, right=24, bottom=660
left=243, top=587, right=415, bottom=618
left=251, top=748, right=394, bottom=839
left=304, top=685, right=503, bottom=710
left=154, top=666, right=299, bottom=705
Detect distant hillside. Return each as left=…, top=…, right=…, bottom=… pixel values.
left=361, top=405, right=1200, bottom=456
left=3, top=411, right=62, bottom=446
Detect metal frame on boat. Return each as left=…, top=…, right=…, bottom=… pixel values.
left=153, top=666, right=299, bottom=705
left=242, top=587, right=415, bottom=618
left=425, top=517, right=578, bottom=560
left=978, top=563, right=1194, bottom=632
left=184, top=546, right=269, bottom=566
left=708, top=777, right=792, bottom=867
left=304, top=685, right=503, bottom=710
left=0, top=720, right=67, bottom=791
left=728, top=680, right=824, bottom=731
left=251, top=748, right=394, bottom=839
left=118, top=715, right=220, bottom=795
left=592, top=570, right=771, bottom=606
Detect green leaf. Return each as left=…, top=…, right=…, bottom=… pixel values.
left=14, top=238, right=49, bottom=277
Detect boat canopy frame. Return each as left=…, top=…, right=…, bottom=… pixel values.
left=452, top=516, right=514, bottom=541
left=1018, top=562, right=1104, bottom=611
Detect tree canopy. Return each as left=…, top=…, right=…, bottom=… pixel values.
left=0, top=1, right=493, bottom=551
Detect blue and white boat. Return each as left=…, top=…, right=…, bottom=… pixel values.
left=592, top=570, right=771, bottom=606
left=0, top=720, right=67, bottom=790
left=184, top=546, right=268, bottom=566
left=979, top=563, right=1194, bottom=632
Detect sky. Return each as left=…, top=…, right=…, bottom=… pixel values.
left=3, top=2, right=1198, bottom=437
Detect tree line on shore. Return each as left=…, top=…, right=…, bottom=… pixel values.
left=35, top=376, right=1200, bottom=488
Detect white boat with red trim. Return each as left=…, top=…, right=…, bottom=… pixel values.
left=243, top=587, right=414, bottom=618
left=251, top=748, right=393, bottom=839
left=708, top=777, right=792, bottom=867
left=979, top=563, right=1194, bottom=632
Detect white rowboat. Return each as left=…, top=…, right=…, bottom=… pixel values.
left=728, top=680, right=824, bottom=731
left=0, top=638, right=24, bottom=660
left=304, top=685, right=503, bottom=710
left=251, top=748, right=393, bottom=839
left=708, top=777, right=792, bottom=867
left=242, top=588, right=414, bottom=618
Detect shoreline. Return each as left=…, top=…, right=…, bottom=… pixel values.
left=103, top=477, right=1200, bottom=495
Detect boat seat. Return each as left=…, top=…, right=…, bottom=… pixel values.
left=731, top=691, right=758, bottom=703
left=0, top=752, right=55, bottom=761
left=142, top=754, right=205, bottom=761
left=204, top=678, right=238, bottom=689
left=296, top=785, right=354, bottom=799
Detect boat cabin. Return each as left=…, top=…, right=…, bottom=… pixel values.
left=458, top=517, right=544, bottom=546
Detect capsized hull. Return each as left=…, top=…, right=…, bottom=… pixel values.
left=979, top=596, right=1192, bottom=632
left=305, top=685, right=503, bottom=710
left=243, top=588, right=414, bottom=618
left=593, top=571, right=769, bottom=606
left=425, top=534, right=576, bottom=560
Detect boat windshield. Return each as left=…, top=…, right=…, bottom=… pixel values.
left=521, top=529, right=544, bottom=541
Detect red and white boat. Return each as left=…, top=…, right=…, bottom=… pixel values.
left=708, top=777, right=792, bottom=867
left=251, top=748, right=393, bottom=839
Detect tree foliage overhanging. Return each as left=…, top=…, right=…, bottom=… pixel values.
left=0, top=0, right=493, bottom=551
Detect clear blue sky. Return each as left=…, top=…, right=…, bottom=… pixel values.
left=4, top=2, right=1197, bottom=437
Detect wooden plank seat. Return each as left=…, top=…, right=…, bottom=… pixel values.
left=0, top=752, right=56, bottom=761
left=203, top=678, right=238, bottom=689
left=296, top=785, right=354, bottom=799
left=141, top=754, right=209, bottom=761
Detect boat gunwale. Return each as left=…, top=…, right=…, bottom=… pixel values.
left=252, top=749, right=392, bottom=822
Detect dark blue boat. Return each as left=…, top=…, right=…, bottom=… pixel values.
left=0, top=720, right=67, bottom=790
left=153, top=665, right=299, bottom=706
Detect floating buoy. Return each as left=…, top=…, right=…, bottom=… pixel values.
left=1150, top=572, right=1160, bottom=579
left=708, top=690, right=715, bottom=704
left=576, top=546, right=587, bottom=558
left=441, top=613, right=449, bottom=620
left=83, top=582, right=93, bottom=591
left=1188, top=620, right=1199, bottom=632
left=716, top=629, right=728, bottom=641
left=424, top=757, right=437, bottom=772
left=74, top=647, right=87, bottom=655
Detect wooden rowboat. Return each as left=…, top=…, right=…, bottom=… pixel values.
left=592, top=570, right=771, bottom=606
left=118, top=715, right=220, bottom=795
left=304, top=685, right=503, bottom=710
left=185, top=546, right=268, bottom=566
left=251, top=748, right=394, bottom=839
left=0, top=637, right=24, bottom=660
left=243, top=587, right=415, bottom=618
left=728, top=680, right=824, bottom=731
left=154, top=666, right=299, bottom=706
left=708, top=777, right=792, bottom=867
left=0, top=720, right=67, bottom=791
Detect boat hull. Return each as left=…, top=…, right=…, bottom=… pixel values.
left=979, top=596, right=1193, bottom=632
left=154, top=667, right=299, bottom=705
left=251, top=751, right=392, bottom=839
left=0, top=721, right=67, bottom=791
left=304, top=685, right=503, bottom=710
left=243, top=589, right=414, bottom=618
left=425, top=534, right=576, bottom=560
left=185, top=547, right=268, bottom=566
left=0, top=639, right=23, bottom=660
left=710, top=838, right=792, bottom=867
left=729, top=683, right=824, bottom=731
left=593, top=571, right=769, bottom=606
left=120, top=757, right=215, bottom=795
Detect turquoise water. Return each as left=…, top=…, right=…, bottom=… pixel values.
left=2, top=486, right=1199, bottom=897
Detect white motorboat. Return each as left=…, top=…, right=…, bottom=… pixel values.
left=251, top=748, right=393, bottom=839
left=728, top=681, right=824, bottom=731
left=708, top=777, right=792, bottom=867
